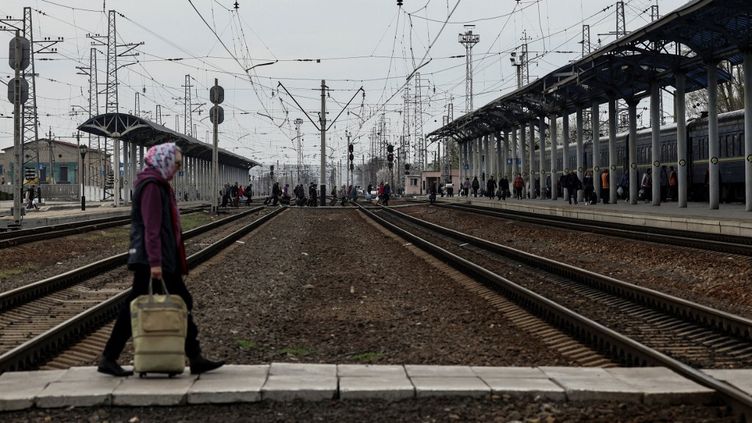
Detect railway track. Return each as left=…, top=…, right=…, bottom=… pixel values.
left=358, top=203, right=752, bottom=418
left=0, top=206, right=284, bottom=372
left=436, top=202, right=752, bottom=256
left=0, top=205, right=208, bottom=249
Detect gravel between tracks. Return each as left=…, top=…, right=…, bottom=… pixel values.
left=2, top=398, right=735, bottom=422
left=111, top=207, right=576, bottom=366
left=402, top=205, right=752, bottom=318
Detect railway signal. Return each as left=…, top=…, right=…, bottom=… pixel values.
left=387, top=144, right=394, bottom=169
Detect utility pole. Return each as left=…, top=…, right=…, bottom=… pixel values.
left=616, top=1, right=626, bottom=39
left=414, top=73, right=425, bottom=173
left=276, top=80, right=363, bottom=205
left=75, top=47, right=99, bottom=192
left=2, top=8, right=63, bottom=188
left=87, top=10, right=143, bottom=205
left=510, top=31, right=531, bottom=89
left=581, top=24, right=591, bottom=57
left=209, top=79, right=225, bottom=214
left=320, top=79, right=327, bottom=206
left=458, top=25, right=479, bottom=114
left=47, top=128, right=55, bottom=184
left=294, top=118, right=303, bottom=185
left=8, top=30, right=27, bottom=227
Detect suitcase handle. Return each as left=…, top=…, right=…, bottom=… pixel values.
left=148, top=277, right=170, bottom=298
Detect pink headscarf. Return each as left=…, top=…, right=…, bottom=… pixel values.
left=144, top=142, right=181, bottom=180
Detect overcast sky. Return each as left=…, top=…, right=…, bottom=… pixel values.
left=0, top=0, right=687, bottom=166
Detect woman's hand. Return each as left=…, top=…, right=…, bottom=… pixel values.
left=150, top=266, right=162, bottom=280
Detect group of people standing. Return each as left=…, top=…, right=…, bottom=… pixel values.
left=453, top=165, right=681, bottom=206
left=221, top=182, right=252, bottom=207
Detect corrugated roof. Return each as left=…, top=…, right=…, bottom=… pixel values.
left=77, top=113, right=260, bottom=169
left=429, top=0, right=751, bottom=143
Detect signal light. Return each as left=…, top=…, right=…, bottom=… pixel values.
left=349, top=153, right=354, bottom=162
left=387, top=153, right=394, bottom=162
left=386, top=144, right=394, bottom=153
left=348, top=144, right=354, bottom=153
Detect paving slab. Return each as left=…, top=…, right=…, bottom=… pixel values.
left=0, top=369, right=66, bottom=385
left=337, top=364, right=407, bottom=377
left=339, top=376, right=415, bottom=400
left=411, top=376, right=490, bottom=398
left=35, top=377, right=123, bottom=408
left=703, top=369, right=752, bottom=393
left=540, top=367, right=643, bottom=402
left=261, top=375, right=337, bottom=401
left=471, top=366, right=548, bottom=379
left=112, top=372, right=197, bottom=406
left=608, top=368, right=715, bottom=405
left=0, top=370, right=67, bottom=411
left=405, top=365, right=475, bottom=378
left=269, top=362, right=337, bottom=377
left=481, top=377, right=566, bottom=401
left=187, top=365, right=268, bottom=404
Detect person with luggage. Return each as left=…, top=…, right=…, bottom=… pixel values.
left=98, top=142, right=224, bottom=377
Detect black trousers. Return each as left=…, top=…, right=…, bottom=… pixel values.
left=103, top=267, right=201, bottom=361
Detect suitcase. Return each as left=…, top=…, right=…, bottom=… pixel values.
left=130, top=278, right=188, bottom=377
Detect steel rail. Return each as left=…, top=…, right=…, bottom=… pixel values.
left=437, top=202, right=752, bottom=256
left=357, top=203, right=752, bottom=418
left=383, top=206, right=752, bottom=341
left=0, top=205, right=208, bottom=248
left=0, top=206, right=265, bottom=313
left=0, top=206, right=286, bottom=373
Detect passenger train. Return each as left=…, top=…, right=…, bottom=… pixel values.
left=532, top=109, right=747, bottom=202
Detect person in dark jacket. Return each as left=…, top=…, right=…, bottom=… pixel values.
left=583, top=170, right=595, bottom=205
left=98, top=142, right=223, bottom=377
left=471, top=176, right=480, bottom=197
left=566, top=170, right=582, bottom=205
left=486, top=177, right=496, bottom=200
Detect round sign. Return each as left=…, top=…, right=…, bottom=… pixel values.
left=7, top=77, right=29, bottom=104
left=747, top=155, right=752, bottom=163
left=679, top=159, right=687, bottom=167
left=594, top=166, right=600, bottom=172
left=209, top=105, right=224, bottom=125
left=653, top=161, right=660, bottom=167
left=610, top=165, right=616, bottom=170
left=630, top=163, right=637, bottom=169
left=578, top=167, right=583, bottom=172
left=209, top=85, right=225, bottom=104
left=710, top=156, right=719, bottom=165
left=8, top=36, right=30, bottom=71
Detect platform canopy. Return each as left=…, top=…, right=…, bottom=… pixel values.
left=77, top=113, right=260, bottom=169
left=428, top=0, right=751, bottom=144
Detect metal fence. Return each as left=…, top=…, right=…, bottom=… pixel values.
left=0, top=184, right=79, bottom=201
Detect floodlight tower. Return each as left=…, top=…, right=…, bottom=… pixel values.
left=458, top=25, right=479, bottom=114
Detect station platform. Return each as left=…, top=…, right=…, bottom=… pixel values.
left=1, top=364, right=750, bottom=410
left=435, top=196, right=752, bottom=237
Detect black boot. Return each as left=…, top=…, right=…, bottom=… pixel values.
left=189, top=355, right=224, bottom=375
left=97, top=356, right=133, bottom=377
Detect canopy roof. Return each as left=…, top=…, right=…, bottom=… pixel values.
left=77, top=113, right=260, bottom=169
left=428, top=0, right=751, bottom=143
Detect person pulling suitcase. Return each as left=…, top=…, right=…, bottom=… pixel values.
left=98, top=142, right=224, bottom=377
